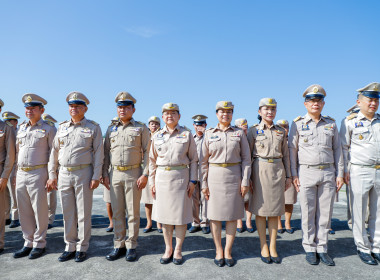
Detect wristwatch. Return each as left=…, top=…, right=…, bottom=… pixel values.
left=190, top=180, right=197, bottom=184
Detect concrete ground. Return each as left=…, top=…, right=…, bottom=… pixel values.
left=1, top=185, right=380, bottom=280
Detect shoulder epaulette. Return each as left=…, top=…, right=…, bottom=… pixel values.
left=44, top=120, right=54, bottom=127
left=89, top=120, right=99, bottom=125
left=136, top=121, right=145, bottom=126
left=206, top=127, right=214, bottom=131
left=5, top=121, right=13, bottom=127
left=183, top=125, right=191, bottom=132
left=293, top=116, right=302, bottom=122
left=346, top=113, right=357, bottom=120
left=59, top=120, right=69, bottom=125
left=323, top=115, right=335, bottom=121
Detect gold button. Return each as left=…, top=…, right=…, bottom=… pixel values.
left=359, top=134, right=363, bottom=140
left=304, top=139, right=308, bottom=142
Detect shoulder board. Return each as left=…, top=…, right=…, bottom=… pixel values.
left=89, top=120, right=99, bottom=125
left=183, top=125, right=191, bottom=132
left=109, top=120, right=118, bottom=126
left=206, top=127, right=214, bottom=131
left=136, top=121, right=145, bottom=126
left=346, top=113, right=357, bottom=120
left=293, top=116, right=302, bottom=122
left=59, top=120, right=69, bottom=125
left=5, top=121, right=13, bottom=127
left=44, top=120, right=54, bottom=127
left=323, top=115, right=335, bottom=121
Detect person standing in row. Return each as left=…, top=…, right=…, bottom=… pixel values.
left=42, top=113, right=58, bottom=229
left=201, top=101, right=251, bottom=267
left=340, top=82, right=380, bottom=265
left=248, top=99, right=292, bottom=264
left=141, top=116, right=161, bottom=233
left=289, top=84, right=344, bottom=266
left=188, top=114, right=210, bottom=235
left=103, top=92, right=150, bottom=262
left=0, top=99, right=16, bottom=254
left=47, top=92, right=104, bottom=262
left=2, top=111, right=19, bottom=229
left=276, top=119, right=297, bottom=234
left=149, top=103, right=198, bottom=265
left=235, top=118, right=254, bottom=233
left=13, top=94, right=56, bottom=259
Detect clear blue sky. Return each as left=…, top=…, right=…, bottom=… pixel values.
left=1, top=0, right=379, bottom=131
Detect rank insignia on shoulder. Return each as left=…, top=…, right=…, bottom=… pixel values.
left=355, top=122, right=363, bottom=128
left=301, top=124, right=310, bottom=131
left=90, top=120, right=98, bottom=125
left=137, top=121, right=145, bottom=125
left=293, top=116, right=302, bottom=122
left=323, top=115, right=335, bottom=121
left=347, top=113, right=357, bottom=120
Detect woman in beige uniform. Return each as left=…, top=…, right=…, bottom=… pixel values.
left=201, top=101, right=251, bottom=267
left=149, top=103, right=198, bottom=265
left=141, top=116, right=162, bottom=233
left=247, top=98, right=292, bottom=264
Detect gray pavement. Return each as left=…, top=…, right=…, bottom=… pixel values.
left=1, top=186, right=380, bottom=280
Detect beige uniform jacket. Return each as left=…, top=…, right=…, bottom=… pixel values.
left=48, top=118, right=104, bottom=180
left=102, top=118, right=150, bottom=178
left=201, top=124, right=251, bottom=189
left=247, top=122, right=291, bottom=177
left=340, top=111, right=380, bottom=172
left=0, top=120, right=16, bottom=178
left=194, top=134, right=205, bottom=181
left=288, top=114, right=344, bottom=178
left=149, top=125, right=198, bottom=185
left=16, top=119, right=56, bottom=167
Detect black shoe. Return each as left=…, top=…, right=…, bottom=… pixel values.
left=357, top=250, right=377, bottom=265
left=247, top=227, right=254, bottom=233
left=106, top=247, right=126, bottom=261
left=157, top=228, right=163, bottom=233
left=317, top=253, right=335, bottom=266
left=160, top=253, right=173, bottom=264
left=13, top=247, right=32, bottom=258
left=58, top=251, right=76, bottom=262
left=328, top=229, right=335, bottom=235
left=261, top=255, right=272, bottom=264
left=0, top=248, right=4, bottom=254
left=202, top=227, right=210, bottom=234
left=28, top=248, right=45, bottom=259
left=173, top=257, right=184, bottom=265
left=9, top=220, right=20, bottom=228
left=277, top=228, right=285, bottom=234
left=47, top=224, right=53, bottom=229
left=236, top=227, right=244, bottom=233
left=189, top=226, right=201, bottom=233
left=143, top=227, right=153, bottom=233
left=285, top=228, right=294, bottom=234
left=126, top=249, right=137, bottom=262
left=5, top=219, right=11, bottom=226
left=214, top=258, right=225, bottom=267
left=225, top=258, right=235, bottom=267
left=305, top=252, right=319, bottom=265
left=270, top=256, right=282, bottom=264
left=106, top=227, right=113, bottom=232
left=75, top=251, right=87, bottom=262
left=372, top=253, right=380, bottom=262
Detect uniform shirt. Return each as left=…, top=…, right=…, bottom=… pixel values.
left=201, top=124, right=251, bottom=189
left=48, top=117, right=104, bottom=181
left=149, top=124, right=198, bottom=186
left=16, top=119, right=56, bottom=167
left=340, top=111, right=380, bottom=172
left=247, top=122, right=291, bottom=178
left=0, top=120, right=16, bottom=178
left=288, top=113, right=343, bottom=178
left=102, top=118, right=150, bottom=177
left=194, top=133, right=205, bottom=182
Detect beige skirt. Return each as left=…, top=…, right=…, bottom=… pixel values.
left=207, top=164, right=244, bottom=221
left=284, top=184, right=297, bottom=204
left=103, top=187, right=111, bottom=203
left=141, top=183, right=154, bottom=204
left=152, top=168, right=192, bottom=225
left=249, top=160, right=285, bottom=217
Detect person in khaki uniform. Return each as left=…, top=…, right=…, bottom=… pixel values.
left=2, top=111, right=20, bottom=229
left=276, top=119, right=297, bottom=234
left=247, top=99, right=292, bottom=264
left=0, top=99, right=16, bottom=255
left=47, top=92, right=104, bottom=263
left=201, top=101, right=251, bottom=267
left=340, top=82, right=380, bottom=265
left=235, top=118, right=254, bottom=234
left=102, top=92, right=150, bottom=262
left=149, top=103, right=198, bottom=265
left=289, top=84, right=344, bottom=266
left=41, top=113, right=58, bottom=229
left=13, top=94, right=56, bottom=260
left=141, top=116, right=162, bottom=233
left=188, top=114, right=210, bottom=235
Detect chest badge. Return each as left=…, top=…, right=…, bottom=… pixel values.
left=301, top=124, right=310, bottom=131
left=355, top=122, right=363, bottom=128
left=111, top=126, right=118, bottom=132
left=256, top=130, right=264, bottom=135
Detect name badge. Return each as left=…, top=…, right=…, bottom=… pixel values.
left=111, top=126, right=118, bottom=132
left=301, top=124, right=310, bottom=131
left=81, top=128, right=91, bottom=134
left=355, top=122, right=363, bottom=128
left=256, top=130, right=264, bottom=135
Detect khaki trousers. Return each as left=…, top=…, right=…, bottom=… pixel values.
left=16, top=168, right=49, bottom=248
left=59, top=166, right=93, bottom=252
left=191, top=182, right=208, bottom=227
left=0, top=183, right=5, bottom=249
left=110, top=168, right=141, bottom=249
left=350, top=165, right=380, bottom=254
left=5, top=179, right=18, bottom=220
left=299, top=165, right=336, bottom=253
left=47, top=190, right=57, bottom=225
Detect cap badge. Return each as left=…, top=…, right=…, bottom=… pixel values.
left=223, top=101, right=228, bottom=107
left=313, top=86, right=319, bottom=93
left=26, top=96, right=32, bottom=102
left=120, top=93, right=126, bottom=101
left=168, top=103, right=174, bottom=109
left=72, top=93, right=78, bottom=100
left=196, top=116, right=201, bottom=120
left=4, top=113, right=8, bottom=117
left=374, top=85, right=379, bottom=91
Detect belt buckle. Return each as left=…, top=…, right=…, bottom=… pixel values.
left=165, top=167, right=171, bottom=171
left=268, top=159, right=274, bottom=163
left=22, top=167, right=31, bottom=172
left=319, top=165, right=325, bottom=170
left=220, top=163, right=227, bottom=168
left=67, top=167, right=74, bottom=172
left=375, top=165, right=380, bottom=169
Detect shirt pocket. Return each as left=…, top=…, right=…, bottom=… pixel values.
left=109, top=131, right=119, bottom=149
left=58, top=130, right=70, bottom=147
left=79, top=130, right=93, bottom=146
left=299, top=131, right=313, bottom=146
left=17, top=132, right=27, bottom=147
left=352, top=127, right=370, bottom=142
left=127, top=130, right=141, bottom=146
left=174, top=137, right=188, bottom=154
left=321, top=129, right=334, bottom=147
left=255, top=135, right=267, bottom=150
left=154, top=140, right=168, bottom=156
left=208, top=136, right=222, bottom=151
